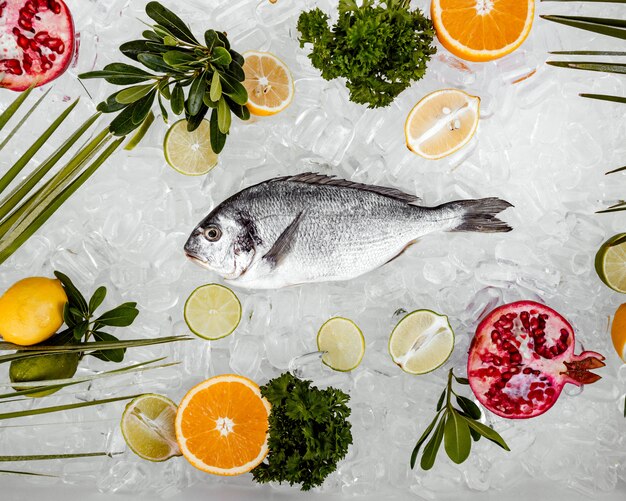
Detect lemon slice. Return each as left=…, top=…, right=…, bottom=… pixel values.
left=389, top=310, right=454, bottom=375
left=163, top=119, right=218, bottom=175
left=595, top=233, right=626, bottom=293
left=405, top=89, right=480, bottom=160
left=317, top=317, right=365, bottom=372
left=184, top=284, right=242, bottom=340
left=242, top=51, right=294, bottom=116
left=121, top=393, right=181, bottom=462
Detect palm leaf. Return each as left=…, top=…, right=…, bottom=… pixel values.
left=0, top=87, right=34, bottom=134
left=547, top=61, right=626, bottom=74
left=550, top=51, right=626, bottom=56
left=0, top=88, right=50, bottom=152
left=581, top=93, right=626, bottom=104
left=0, top=452, right=112, bottom=462
left=0, top=469, right=55, bottom=477
left=541, top=15, right=626, bottom=40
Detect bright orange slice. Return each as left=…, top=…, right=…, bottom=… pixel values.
left=174, top=374, right=271, bottom=476
left=431, top=0, right=535, bottom=62
left=405, top=88, right=480, bottom=160
left=242, top=51, right=294, bottom=116
left=611, top=304, right=626, bottom=362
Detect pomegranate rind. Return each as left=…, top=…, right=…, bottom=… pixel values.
left=467, top=301, right=604, bottom=420
left=0, top=0, right=75, bottom=91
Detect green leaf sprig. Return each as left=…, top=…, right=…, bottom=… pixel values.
left=410, top=369, right=510, bottom=470
left=79, top=1, right=249, bottom=153
left=252, top=372, right=353, bottom=491
left=53, top=271, right=139, bottom=363
left=297, top=0, right=436, bottom=108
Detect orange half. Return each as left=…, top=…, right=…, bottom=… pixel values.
left=242, top=51, right=294, bottom=116
left=611, top=304, right=626, bottom=363
left=174, top=374, right=271, bottom=476
left=431, top=0, right=535, bottom=62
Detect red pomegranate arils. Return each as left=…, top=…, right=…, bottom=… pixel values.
left=468, top=301, right=605, bottom=419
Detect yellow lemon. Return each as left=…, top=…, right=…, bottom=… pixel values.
left=0, top=277, right=68, bottom=346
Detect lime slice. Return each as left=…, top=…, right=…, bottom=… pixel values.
left=163, top=119, right=218, bottom=175
left=595, top=233, right=626, bottom=293
left=389, top=310, right=454, bottom=375
left=121, top=393, right=181, bottom=462
left=317, top=317, right=365, bottom=372
left=184, top=284, right=242, bottom=340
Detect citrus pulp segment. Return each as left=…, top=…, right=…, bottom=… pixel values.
left=163, top=119, right=218, bottom=176
left=431, top=0, right=535, bottom=62
left=121, top=393, right=181, bottom=462
left=611, top=304, right=626, bottom=362
left=389, top=310, right=455, bottom=374
left=317, top=317, right=365, bottom=372
left=184, top=284, right=242, bottom=340
left=405, top=89, right=480, bottom=160
left=242, top=51, right=294, bottom=116
left=174, top=374, right=271, bottom=476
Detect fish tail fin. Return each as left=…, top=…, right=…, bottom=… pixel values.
left=444, top=198, right=514, bottom=233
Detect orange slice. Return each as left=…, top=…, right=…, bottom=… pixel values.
left=242, top=51, right=294, bottom=116
left=405, top=88, right=480, bottom=160
left=431, top=0, right=535, bottom=62
left=174, top=374, right=271, bottom=476
left=611, top=304, right=626, bottom=362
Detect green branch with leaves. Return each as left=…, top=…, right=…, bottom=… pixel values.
left=410, top=369, right=509, bottom=470
left=79, top=1, right=249, bottom=153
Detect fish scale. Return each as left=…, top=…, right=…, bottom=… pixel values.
left=184, top=173, right=513, bottom=290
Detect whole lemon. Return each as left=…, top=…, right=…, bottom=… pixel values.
left=10, top=352, right=80, bottom=397
left=0, top=277, right=68, bottom=346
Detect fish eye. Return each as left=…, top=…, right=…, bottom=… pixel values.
left=204, top=225, right=222, bottom=242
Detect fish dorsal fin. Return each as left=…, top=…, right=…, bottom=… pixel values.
left=271, top=172, right=420, bottom=204
left=263, top=211, right=306, bottom=268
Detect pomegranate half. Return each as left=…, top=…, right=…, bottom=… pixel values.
left=468, top=301, right=605, bottom=419
left=0, top=0, right=75, bottom=91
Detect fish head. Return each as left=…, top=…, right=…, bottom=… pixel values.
left=184, top=211, right=258, bottom=280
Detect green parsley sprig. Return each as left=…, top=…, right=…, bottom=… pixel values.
left=411, top=369, right=510, bottom=470
left=54, top=271, right=139, bottom=363
left=79, top=1, right=249, bottom=153
left=252, top=372, right=353, bottom=491
left=297, top=0, right=436, bottom=108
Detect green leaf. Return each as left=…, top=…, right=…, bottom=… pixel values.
left=212, top=46, right=232, bottom=66
left=210, top=70, right=222, bottom=102
left=0, top=88, right=49, bottom=153
left=97, top=92, right=128, bottom=113
left=171, top=84, right=185, bottom=115
left=90, top=332, right=125, bottom=363
left=54, top=271, right=87, bottom=314
left=216, top=31, right=231, bottom=50
left=142, top=29, right=163, bottom=42
left=124, top=111, right=157, bottom=150
left=0, top=452, right=111, bottom=462
left=157, top=94, right=169, bottom=124
left=89, top=286, right=107, bottom=313
left=230, top=50, right=245, bottom=67
left=220, top=74, right=248, bottom=105
left=137, top=53, right=173, bottom=73
left=0, top=100, right=79, bottom=196
left=443, top=411, right=471, bottom=464
left=0, top=86, right=33, bottom=135
left=95, top=307, right=139, bottom=328
left=0, top=394, right=141, bottom=420
left=164, top=35, right=178, bottom=46
left=436, top=389, right=446, bottom=411
left=131, top=90, right=157, bottom=125
left=225, top=96, right=250, bottom=121
left=410, top=411, right=442, bottom=469
left=188, top=75, right=208, bottom=116
left=162, top=50, right=196, bottom=67
left=540, top=15, right=626, bottom=40
left=469, top=426, right=481, bottom=442
left=145, top=1, right=199, bottom=44
left=204, top=30, right=221, bottom=51
left=462, top=416, right=510, bottom=451
left=454, top=375, right=470, bottom=385
left=109, top=105, right=141, bottom=136
left=420, top=413, right=446, bottom=470
left=120, top=40, right=152, bottom=61
left=115, top=84, right=156, bottom=104
left=80, top=63, right=154, bottom=85
left=547, top=61, right=626, bottom=74
left=581, top=93, right=626, bottom=105
left=456, top=396, right=481, bottom=419
left=72, top=321, right=88, bottom=341
left=217, top=97, right=231, bottom=134
left=226, top=60, right=246, bottom=82
left=210, top=107, right=227, bottom=154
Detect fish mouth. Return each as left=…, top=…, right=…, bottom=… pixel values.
left=185, top=252, right=212, bottom=269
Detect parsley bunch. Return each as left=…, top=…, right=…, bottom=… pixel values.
left=252, top=372, right=352, bottom=491
left=297, top=0, right=436, bottom=108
